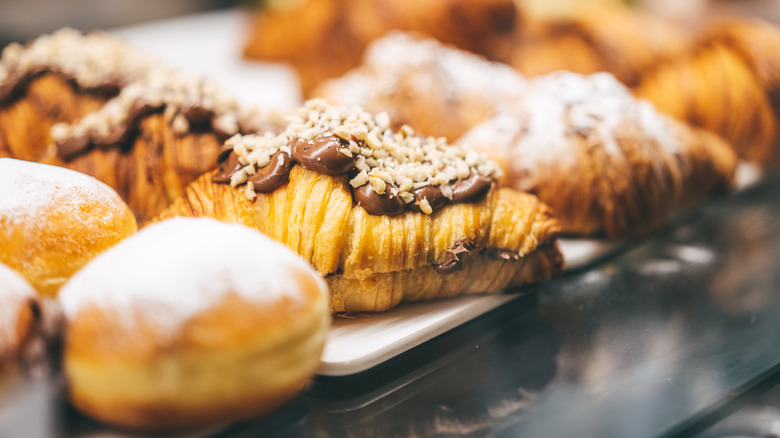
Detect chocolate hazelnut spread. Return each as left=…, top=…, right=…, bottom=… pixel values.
left=290, top=135, right=356, bottom=175
left=247, top=152, right=294, bottom=193
left=408, top=185, right=448, bottom=214
left=452, top=173, right=493, bottom=203
left=353, top=183, right=405, bottom=216
left=433, top=238, right=479, bottom=275
left=215, top=99, right=503, bottom=216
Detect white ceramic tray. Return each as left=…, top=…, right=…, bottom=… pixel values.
left=111, top=11, right=766, bottom=377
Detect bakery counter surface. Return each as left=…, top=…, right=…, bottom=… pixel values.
left=198, top=173, right=780, bottom=438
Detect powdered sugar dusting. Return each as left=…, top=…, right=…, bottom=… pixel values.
left=457, top=72, right=680, bottom=185
left=364, top=32, right=526, bottom=102
left=320, top=31, right=526, bottom=115
left=58, top=218, right=326, bottom=336
left=0, top=158, right=128, bottom=228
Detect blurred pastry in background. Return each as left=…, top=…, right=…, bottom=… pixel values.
left=635, top=20, right=780, bottom=162
left=60, top=218, right=330, bottom=430
left=0, top=159, right=137, bottom=297
left=457, top=72, right=736, bottom=238
left=0, top=28, right=286, bottom=223
left=157, top=100, right=564, bottom=313
left=0, top=28, right=154, bottom=163
left=313, top=32, right=527, bottom=141
left=507, top=6, right=688, bottom=87
left=242, top=0, right=518, bottom=95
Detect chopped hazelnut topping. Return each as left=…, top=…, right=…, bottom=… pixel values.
left=224, top=99, right=502, bottom=213
left=418, top=199, right=433, bottom=215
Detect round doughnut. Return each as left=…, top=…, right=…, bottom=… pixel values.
left=59, top=217, right=331, bottom=430
left=0, top=262, right=38, bottom=385
left=0, top=158, right=138, bottom=297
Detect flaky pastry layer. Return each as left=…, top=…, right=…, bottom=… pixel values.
left=157, top=166, right=563, bottom=312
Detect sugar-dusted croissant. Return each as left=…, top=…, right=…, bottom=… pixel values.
left=0, top=29, right=284, bottom=224
left=312, top=32, right=527, bottom=142
left=457, top=72, right=737, bottom=238
left=635, top=20, right=780, bottom=162
left=506, top=7, right=687, bottom=88
left=157, top=100, right=563, bottom=313
left=243, top=0, right=517, bottom=95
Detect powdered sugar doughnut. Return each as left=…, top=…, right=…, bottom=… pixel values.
left=59, top=217, right=330, bottom=430
left=0, top=158, right=138, bottom=297
left=0, top=262, right=38, bottom=380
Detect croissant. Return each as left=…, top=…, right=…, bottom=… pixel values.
left=635, top=20, right=780, bottom=162
left=507, top=7, right=687, bottom=88
left=157, top=100, right=564, bottom=313
left=242, top=0, right=517, bottom=95
left=312, top=32, right=527, bottom=141
left=0, top=29, right=284, bottom=224
left=456, top=72, right=737, bottom=237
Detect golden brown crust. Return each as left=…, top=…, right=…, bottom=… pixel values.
left=0, top=159, right=138, bottom=297
left=243, top=0, right=517, bottom=95
left=635, top=20, right=780, bottom=162
left=66, top=292, right=329, bottom=430
left=157, top=167, right=563, bottom=313
left=456, top=73, right=737, bottom=238
left=62, top=219, right=330, bottom=430
left=0, top=74, right=223, bottom=224
left=0, top=74, right=108, bottom=162
left=0, top=73, right=283, bottom=224
left=44, top=112, right=226, bottom=224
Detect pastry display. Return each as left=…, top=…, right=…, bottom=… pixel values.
left=507, top=7, right=687, bottom=87
left=0, top=29, right=285, bottom=223
left=0, top=158, right=137, bottom=297
left=312, top=32, right=527, bottom=141
left=242, top=0, right=518, bottom=95
left=157, top=99, right=564, bottom=313
left=635, top=20, right=780, bottom=162
left=59, top=217, right=330, bottom=430
left=456, top=72, right=737, bottom=237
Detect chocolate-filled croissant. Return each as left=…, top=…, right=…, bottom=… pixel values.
left=157, top=100, right=564, bottom=313
left=635, top=20, right=780, bottom=162
left=0, top=29, right=284, bottom=224
left=243, top=0, right=518, bottom=95
left=457, top=72, right=737, bottom=238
